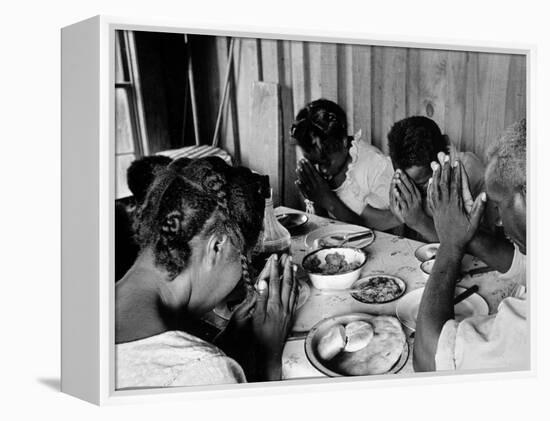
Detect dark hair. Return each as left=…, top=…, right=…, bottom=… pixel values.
left=127, top=155, right=174, bottom=204
left=134, top=157, right=267, bottom=278
left=486, top=119, right=526, bottom=196
left=290, top=99, right=349, bottom=155
left=387, top=116, right=449, bottom=170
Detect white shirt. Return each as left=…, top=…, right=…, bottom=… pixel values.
left=435, top=246, right=528, bottom=371
left=332, top=131, right=394, bottom=215
left=116, top=330, right=246, bottom=389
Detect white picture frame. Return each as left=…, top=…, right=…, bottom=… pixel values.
left=61, top=15, right=534, bottom=405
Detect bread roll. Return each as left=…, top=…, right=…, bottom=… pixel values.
left=331, top=316, right=406, bottom=376
left=317, top=324, right=346, bottom=361
left=344, top=321, right=374, bottom=352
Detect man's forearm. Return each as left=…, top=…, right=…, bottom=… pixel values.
left=413, top=243, right=463, bottom=372
left=409, top=213, right=439, bottom=243
left=325, top=196, right=400, bottom=231
left=467, top=231, right=514, bottom=273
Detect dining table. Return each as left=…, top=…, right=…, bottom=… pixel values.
left=273, top=206, right=521, bottom=380
left=202, top=206, right=521, bottom=379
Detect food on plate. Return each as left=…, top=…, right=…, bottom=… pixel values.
left=329, top=316, right=406, bottom=376
left=343, top=321, right=374, bottom=352
left=318, top=324, right=346, bottom=360
left=306, top=252, right=362, bottom=275
left=351, top=276, right=405, bottom=303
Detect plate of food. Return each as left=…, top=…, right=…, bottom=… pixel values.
left=396, top=286, right=489, bottom=331
left=276, top=212, right=309, bottom=231
left=305, top=313, right=409, bottom=377
left=350, top=275, right=407, bottom=304
left=305, top=224, right=375, bottom=250
left=302, top=247, right=367, bottom=290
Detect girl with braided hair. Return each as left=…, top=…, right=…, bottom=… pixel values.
left=291, top=99, right=400, bottom=231
left=116, top=157, right=298, bottom=388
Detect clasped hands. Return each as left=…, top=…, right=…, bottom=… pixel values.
left=295, top=159, right=335, bottom=209
left=427, top=153, right=487, bottom=251
left=228, top=254, right=298, bottom=356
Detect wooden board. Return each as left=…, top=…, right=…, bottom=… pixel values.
left=233, top=37, right=261, bottom=155
left=445, top=51, right=468, bottom=150
left=320, top=43, right=338, bottom=101
left=504, top=54, right=527, bottom=130
left=352, top=44, right=372, bottom=144
left=308, top=42, right=322, bottom=101
left=204, top=38, right=526, bottom=212
left=116, top=153, right=136, bottom=199
left=215, top=36, right=238, bottom=161
left=372, top=46, right=407, bottom=153
left=417, top=49, right=448, bottom=130
left=115, top=88, right=136, bottom=154
left=247, top=81, right=283, bottom=205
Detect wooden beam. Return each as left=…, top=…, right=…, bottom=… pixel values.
left=248, top=81, right=283, bottom=205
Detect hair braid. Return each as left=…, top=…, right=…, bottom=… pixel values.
left=133, top=157, right=265, bottom=279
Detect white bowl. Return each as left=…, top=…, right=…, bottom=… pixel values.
left=420, top=258, right=435, bottom=276
left=414, top=243, right=439, bottom=262
left=302, top=247, right=367, bottom=290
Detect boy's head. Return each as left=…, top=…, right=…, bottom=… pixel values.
left=290, top=99, right=350, bottom=180
left=127, top=155, right=173, bottom=205
left=485, top=120, right=527, bottom=254
left=388, top=116, right=449, bottom=194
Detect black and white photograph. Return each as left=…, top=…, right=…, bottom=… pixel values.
left=113, top=29, right=527, bottom=390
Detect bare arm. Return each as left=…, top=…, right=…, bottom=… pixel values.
left=413, top=243, right=462, bottom=371
left=405, top=211, right=439, bottom=243
left=414, top=159, right=487, bottom=372
left=466, top=230, right=514, bottom=273
left=323, top=194, right=401, bottom=231
left=296, top=160, right=399, bottom=231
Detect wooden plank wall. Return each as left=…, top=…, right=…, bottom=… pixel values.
left=208, top=37, right=526, bottom=208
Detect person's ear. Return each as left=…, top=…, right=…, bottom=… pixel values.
left=342, top=136, right=349, bottom=149
left=512, top=190, right=527, bottom=220
left=205, top=233, right=229, bottom=269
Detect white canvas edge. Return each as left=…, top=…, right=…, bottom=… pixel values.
left=61, top=14, right=537, bottom=406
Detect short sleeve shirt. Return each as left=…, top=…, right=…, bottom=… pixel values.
left=116, top=330, right=246, bottom=389
left=435, top=247, right=528, bottom=371
left=332, top=131, right=394, bottom=215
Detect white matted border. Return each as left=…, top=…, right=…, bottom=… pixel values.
left=62, top=14, right=536, bottom=405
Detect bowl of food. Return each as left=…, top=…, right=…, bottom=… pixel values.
left=305, top=313, right=409, bottom=377
left=302, top=247, right=367, bottom=290
left=350, top=274, right=407, bottom=304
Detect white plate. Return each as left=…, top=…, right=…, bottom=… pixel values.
left=396, top=286, right=489, bottom=331
left=304, top=224, right=375, bottom=250
left=305, top=313, right=409, bottom=377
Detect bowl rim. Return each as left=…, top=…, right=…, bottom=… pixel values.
left=414, top=242, right=440, bottom=262
left=276, top=212, right=309, bottom=230
left=420, top=258, right=435, bottom=275
left=302, top=246, right=368, bottom=276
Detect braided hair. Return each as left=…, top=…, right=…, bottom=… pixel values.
left=290, top=99, right=350, bottom=155
left=134, top=157, right=267, bottom=279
